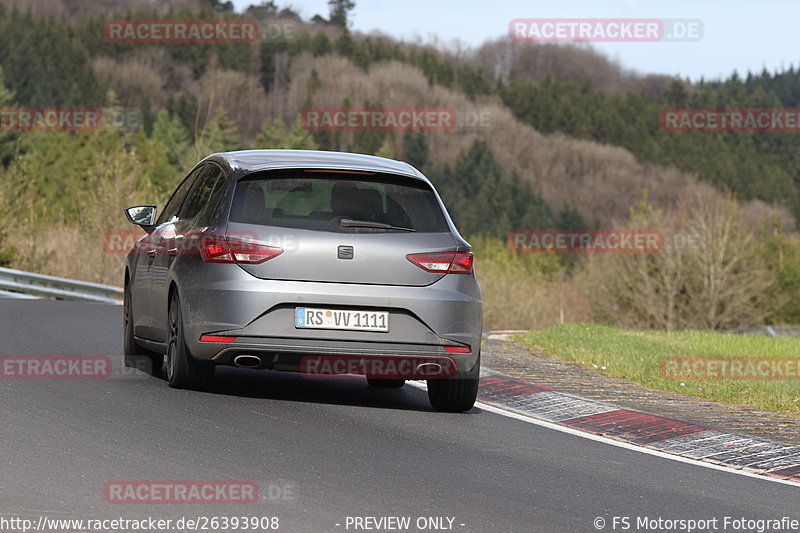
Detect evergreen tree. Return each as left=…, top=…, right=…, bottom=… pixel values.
left=150, top=110, right=191, bottom=170
left=555, top=205, right=586, bottom=230
left=403, top=131, right=428, bottom=169
left=349, top=99, right=387, bottom=155
left=0, top=66, right=19, bottom=167
left=508, top=173, right=553, bottom=231
left=328, top=0, right=356, bottom=28
left=310, top=32, right=332, bottom=56
left=449, top=140, right=512, bottom=237
left=194, top=107, right=240, bottom=158
left=375, top=138, right=394, bottom=159
left=253, top=118, right=318, bottom=149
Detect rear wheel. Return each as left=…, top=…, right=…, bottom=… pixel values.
left=427, top=355, right=480, bottom=412
left=165, top=291, right=214, bottom=390
left=366, top=378, right=405, bottom=389
left=123, top=283, right=163, bottom=375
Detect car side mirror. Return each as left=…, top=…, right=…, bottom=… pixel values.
left=124, top=205, right=157, bottom=232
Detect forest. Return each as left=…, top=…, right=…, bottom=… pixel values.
left=1, top=0, right=798, bottom=329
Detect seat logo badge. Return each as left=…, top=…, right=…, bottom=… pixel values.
left=338, top=245, right=354, bottom=260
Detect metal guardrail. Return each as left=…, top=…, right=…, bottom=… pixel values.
left=0, top=288, right=42, bottom=300
left=725, top=325, right=800, bottom=338
left=0, top=267, right=123, bottom=304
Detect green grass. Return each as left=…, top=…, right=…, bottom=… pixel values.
left=515, top=324, right=800, bottom=416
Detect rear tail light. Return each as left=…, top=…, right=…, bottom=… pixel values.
left=199, top=236, right=283, bottom=264
left=406, top=251, right=473, bottom=274
left=199, top=335, right=236, bottom=343
left=444, top=345, right=470, bottom=353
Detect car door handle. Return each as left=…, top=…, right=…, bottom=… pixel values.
left=146, top=249, right=157, bottom=256
left=168, top=248, right=179, bottom=256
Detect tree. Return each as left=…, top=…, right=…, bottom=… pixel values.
left=210, top=0, right=234, bottom=11
left=375, top=138, right=394, bottom=159
left=334, top=31, right=356, bottom=57
left=0, top=227, right=14, bottom=267
left=591, top=197, right=691, bottom=331
left=246, top=1, right=279, bottom=17
left=664, top=79, right=689, bottom=107
left=0, top=66, right=19, bottom=167
left=555, top=205, right=586, bottom=230
left=594, top=189, right=780, bottom=330
left=0, top=10, right=104, bottom=106
left=351, top=99, right=386, bottom=155
left=150, top=110, right=191, bottom=171
left=448, top=140, right=511, bottom=237
left=310, top=32, right=332, bottom=56
left=0, top=67, right=17, bottom=264
left=683, top=194, right=778, bottom=329
left=193, top=107, right=241, bottom=160
left=763, top=229, right=800, bottom=323
left=329, top=0, right=355, bottom=28
left=253, top=118, right=317, bottom=150
left=403, top=131, right=427, bottom=169
left=508, top=172, right=553, bottom=231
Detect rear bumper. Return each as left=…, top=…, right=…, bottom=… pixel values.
left=191, top=326, right=478, bottom=374
left=177, top=265, right=482, bottom=372
left=207, top=345, right=469, bottom=378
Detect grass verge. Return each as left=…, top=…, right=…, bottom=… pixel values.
left=515, top=323, right=800, bottom=416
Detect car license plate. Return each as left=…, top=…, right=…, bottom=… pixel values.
left=295, top=308, right=389, bottom=332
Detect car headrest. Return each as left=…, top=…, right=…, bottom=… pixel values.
left=359, top=189, right=383, bottom=221
left=232, top=185, right=265, bottom=224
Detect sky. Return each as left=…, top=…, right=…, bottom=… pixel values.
left=230, top=0, right=800, bottom=82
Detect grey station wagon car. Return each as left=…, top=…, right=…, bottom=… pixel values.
left=123, top=150, right=482, bottom=411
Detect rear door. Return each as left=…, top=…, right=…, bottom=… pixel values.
left=150, top=163, right=226, bottom=340
left=225, top=171, right=458, bottom=286
left=133, top=166, right=201, bottom=340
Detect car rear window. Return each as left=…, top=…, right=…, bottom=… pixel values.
left=228, top=172, right=450, bottom=233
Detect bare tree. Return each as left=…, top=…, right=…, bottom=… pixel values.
left=593, top=187, right=781, bottom=330
left=681, top=191, right=778, bottom=329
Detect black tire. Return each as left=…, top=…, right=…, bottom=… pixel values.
left=427, top=355, right=480, bottom=412
left=366, top=377, right=405, bottom=389
left=165, top=291, right=214, bottom=390
left=123, top=283, right=163, bottom=375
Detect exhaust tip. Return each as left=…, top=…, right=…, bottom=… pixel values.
left=416, top=362, right=443, bottom=376
left=234, top=355, right=262, bottom=368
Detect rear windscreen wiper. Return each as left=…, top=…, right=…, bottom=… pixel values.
left=339, top=218, right=416, bottom=232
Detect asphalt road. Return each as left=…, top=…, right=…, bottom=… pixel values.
left=0, top=300, right=797, bottom=533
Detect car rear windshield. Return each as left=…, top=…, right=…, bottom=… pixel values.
left=228, top=172, right=450, bottom=233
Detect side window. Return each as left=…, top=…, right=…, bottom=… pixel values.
left=179, top=165, right=224, bottom=221
left=157, top=165, right=205, bottom=225
left=196, top=167, right=228, bottom=226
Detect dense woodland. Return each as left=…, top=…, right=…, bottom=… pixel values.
left=1, top=0, right=798, bottom=328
